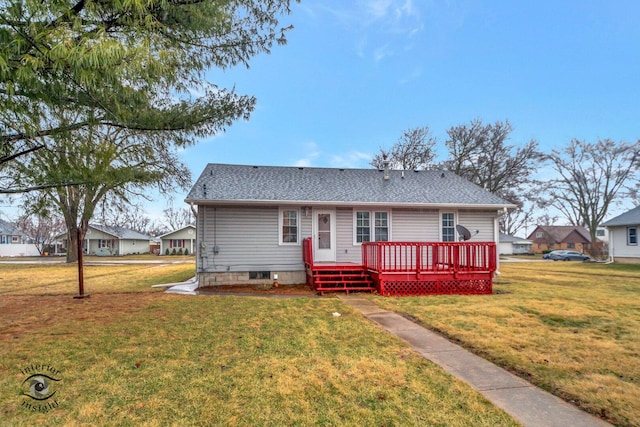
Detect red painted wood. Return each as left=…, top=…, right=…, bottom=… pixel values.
left=303, top=238, right=496, bottom=296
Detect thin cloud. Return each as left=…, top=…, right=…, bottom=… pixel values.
left=330, top=151, right=373, bottom=168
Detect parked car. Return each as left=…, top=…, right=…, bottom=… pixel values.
left=542, top=250, right=565, bottom=259
left=548, top=250, right=590, bottom=261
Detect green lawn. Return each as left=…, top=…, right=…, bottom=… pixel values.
left=3, top=260, right=637, bottom=426
left=0, top=262, right=516, bottom=426
left=374, top=261, right=640, bottom=427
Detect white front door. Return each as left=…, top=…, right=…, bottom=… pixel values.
left=314, top=209, right=336, bottom=262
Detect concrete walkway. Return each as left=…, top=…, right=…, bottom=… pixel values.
left=338, top=294, right=611, bottom=427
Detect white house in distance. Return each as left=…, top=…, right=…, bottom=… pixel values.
left=498, top=232, right=533, bottom=255
left=158, top=225, right=196, bottom=255
left=60, top=224, right=151, bottom=255
left=0, top=218, right=40, bottom=257
left=185, top=163, right=515, bottom=289
left=601, top=205, right=640, bottom=264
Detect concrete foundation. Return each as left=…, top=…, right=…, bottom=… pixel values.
left=197, top=270, right=306, bottom=287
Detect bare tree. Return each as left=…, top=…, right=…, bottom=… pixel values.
left=442, top=119, right=541, bottom=203
left=163, top=207, right=195, bottom=231
left=96, top=201, right=160, bottom=235
left=371, top=126, right=437, bottom=170
left=541, top=138, right=640, bottom=243
left=15, top=213, right=65, bottom=255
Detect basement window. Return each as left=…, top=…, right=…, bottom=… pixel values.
left=249, top=271, right=270, bottom=280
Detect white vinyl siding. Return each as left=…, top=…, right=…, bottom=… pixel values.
left=458, top=210, right=496, bottom=241
left=198, top=205, right=306, bottom=273
left=391, top=209, right=439, bottom=241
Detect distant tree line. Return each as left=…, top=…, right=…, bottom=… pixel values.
left=372, top=119, right=640, bottom=244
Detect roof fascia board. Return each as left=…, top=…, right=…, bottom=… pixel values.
left=185, top=199, right=516, bottom=210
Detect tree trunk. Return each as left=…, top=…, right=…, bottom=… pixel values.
left=66, top=224, right=88, bottom=263
left=66, top=226, right=79, bottom=263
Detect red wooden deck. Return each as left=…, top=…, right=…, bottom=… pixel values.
left=303, top=238, right=496, bottom=296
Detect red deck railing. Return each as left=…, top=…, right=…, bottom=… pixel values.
left=361, top=241, right=496, bottom=274
left=362, top=241, right=496, bottom=296
left=303, top=238, right=496, bottom=296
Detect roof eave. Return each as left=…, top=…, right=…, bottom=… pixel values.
left=184, top=198, right=516, bottom=210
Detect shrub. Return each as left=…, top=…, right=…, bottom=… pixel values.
left=165, top=248, right=170, bottom=256
left=171, top=248, right=177, bottom=255
left=178, top=248, right=184, bottom=255
left=184, top=248, right=189, bottom=256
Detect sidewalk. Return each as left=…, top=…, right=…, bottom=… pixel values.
left=338, top=294, right=611, bottom=427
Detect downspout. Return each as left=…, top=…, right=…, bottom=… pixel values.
left=494, top=209, right=502, bottom=275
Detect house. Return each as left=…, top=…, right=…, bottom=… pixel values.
left=498, top=232, right=533, bottom=255
left=0, top=219, right=40, bottom=257
left=185, top=164, right=514, bottom=295
left=601, top=205, right=640, bottom=264
left=527, top=225, right=591, bottom=254
left=61, top=224, right=151, bottom=255
left=158, top=225, right=196, bottom=255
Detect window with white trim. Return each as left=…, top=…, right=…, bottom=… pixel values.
left=354, top=211, right=390, bottom=244
left=628, top=227, right=638, bottom=246
left=169, top=239, right=185, bottom=248
left=442, top=212, right=456, bottom=242
left=355, top=212, right=370, bottom=243
left=280, top=209, right=299, bottom=244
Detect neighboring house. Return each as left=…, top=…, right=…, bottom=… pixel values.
left=601, top=205, right=640, bottom=264
left=527, top=225, right=591, bottom=254
left=185, top=164, right=515, bottom=291
left=498, top=232, right=533, bottom=255
left=0, top=219, right=40, bottom=257
left=595, top=226, right=609, bottom=244
left=158, top=225, right=196, bottom=255
left=60, top=224, right=151, bottom=256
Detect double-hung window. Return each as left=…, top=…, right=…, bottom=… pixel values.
left=354, top=211, right=390, bottom=244
left=280, top=209, right=299, bottom=244
left=441, top=212, right=456, bottom=242
left=628, top=227, right=638, bottom=246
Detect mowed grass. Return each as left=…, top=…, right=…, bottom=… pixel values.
left=374, top=261, right=640, bottom=427
left=0, top=263, right=516, bottom=426
left=0, top=261, right=195, bottom=296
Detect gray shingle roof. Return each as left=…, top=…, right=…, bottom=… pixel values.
left=185, top=164, right=514, bottom=208
left=601, top=205, right=640, bottom=227
left=0, top=218, right=25, bottom=236
left=90, top=224, right=150, bottom=240
left=499, top=232, right=531, bottom=243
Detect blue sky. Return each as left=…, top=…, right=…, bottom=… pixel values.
left=161, top=1, right=639, bottom=217
left=2, top=1, right=637, bottom=225
left=181, top=1, right=639, bottom=168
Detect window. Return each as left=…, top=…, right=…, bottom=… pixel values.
left=169, top=239, right=184, bottom=248
left=535, top=231, right=544, bottom=238
left=280, top=209, right=299, bottom=244
left=354, top=211, right=390, bottom=244
left=596, top=229, right=605, bottom=237
left=98, top=239, right=108, bottom=248
left=249, top=271, right=270, bottom=279
left=375, top=212, right=389, bottom=241
left=567, top=243, right=575, bottom=249
left=11, top=236, right=19, bottom=243
left=356, top=212, right=370, bottom=243
left=628, top=227, right=638, bottom=246
left=442, top=212, right=456, bottom=242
